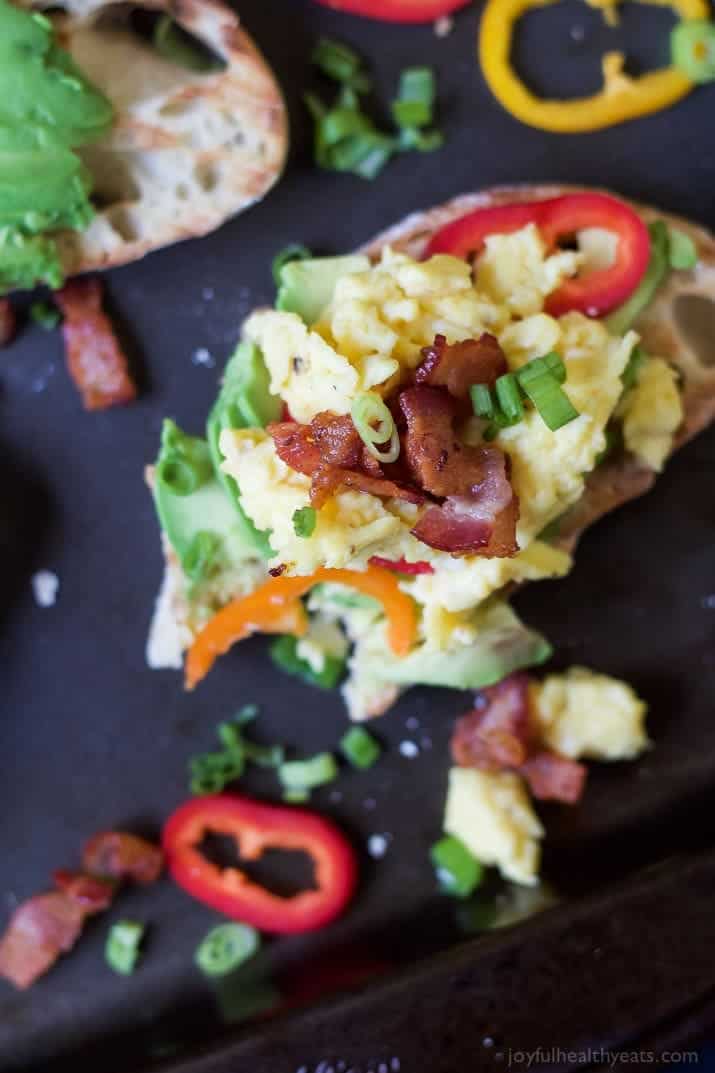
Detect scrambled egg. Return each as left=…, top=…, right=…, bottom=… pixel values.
left=225, top=229, right=639, bottom=621
left=531, top=666, right=649, bottom=760
left=620, top=357, right=683, bottom=472
left=444, top=767, right=544, bottom=886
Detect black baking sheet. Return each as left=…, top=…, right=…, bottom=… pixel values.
left=1, top=0, right=714, bottom=1069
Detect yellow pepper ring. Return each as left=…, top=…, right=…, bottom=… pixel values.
left=479, top=0, right=710, bottom=133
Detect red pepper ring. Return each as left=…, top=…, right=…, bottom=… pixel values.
left=313, top=0, right=470, bottom=23
left=163, top=795, right=359, bottom=935
left=425, top=192, right=651, bottom=319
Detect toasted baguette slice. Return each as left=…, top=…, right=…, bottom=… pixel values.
left=148, top=187, right=715, bottom=665
left=359, top=185, right=715, bottom=552
left=24, top=0, right=287, bottom=275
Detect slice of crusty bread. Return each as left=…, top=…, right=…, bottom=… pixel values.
left=23, top=0, right=287, bottom=275
left=359, top=185, right=715, bottom=552
left=148, top=187, right=715, bottom=665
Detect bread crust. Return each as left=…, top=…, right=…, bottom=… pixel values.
left=26, top=0, right=288, bottom=274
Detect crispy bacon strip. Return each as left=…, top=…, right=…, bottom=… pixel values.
left=0, top=893, right=85, bottom=990
left=83, top=832, right=164, bottom=884
left=52, top=870, right=115, bottom=913
left=56, top=278, right=137, bottom=411
left=451, top=673, right=534, bottom=770
left=0, top=298, right=16, bottom=347
left=269, top=413, right=424, bottom=509
left=416, top=333, right=507, bottom=397
left=451, top=673, right=588, bottom=804
left=400, top=386, right=518, bottom=555
left=521, top=751, right=587, bottom=804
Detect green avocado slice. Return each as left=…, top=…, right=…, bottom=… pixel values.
left=276, top=254, right=370, bottom=324
left=356, top=601, right=552, bottom=692
left=206, top=341, right=281, bottom=560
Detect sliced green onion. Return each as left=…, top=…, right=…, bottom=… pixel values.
left=340, top=726, right=381, bottom=770
left=518, top=352, right=566, bottom=385
left=668, top=228, right=698, bottom=271
left=195, top=923, right=260, bottom=977
left=470, top=383, right=495, bottom=418
left=272, top=244, right=312, bottom=287
left=157, top=419, right=214, bottom=496
left=495, top=373, right=524, bottom=423
left=517, top=370, right=579, bottom=432
left=293, top=506, right=317, bottom=538
left=349, top=136, right=397, bottom=180
left=105, top=921, right=145, bottom=975
left=270, top=635, right=346, bottom=689
left=30, top=300, right=60, bottom=330
left=621, top=345, right=646, bottom=391
left=153, top=15, right=225, bottom=73
left=430, top=836, right=483, bottom=899
left=279, top=752, right=338, bottom=792
left=312, top=38, right=370, bottom=92
left=671, top=19, right=715, bottom=83
left=483, top=408, right=516, bottom=441
left=183, top=530, right=222, bottom=585
left=304, top=91, right=327, bottom=121
left=351, top=392, right=400, bottom=462
left=392, top=67, right=435, bottom=129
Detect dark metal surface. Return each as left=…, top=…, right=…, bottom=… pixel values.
left=1, top=1, right=714, bottom=1069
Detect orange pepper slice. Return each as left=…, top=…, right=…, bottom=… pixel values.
left=185, top=565, right=417, bottom=690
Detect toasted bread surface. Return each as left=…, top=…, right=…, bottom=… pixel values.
left=23, top=0, right=287, bottom=274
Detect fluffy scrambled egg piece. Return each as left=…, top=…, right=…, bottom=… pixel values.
left=621, top=357, right=683, bottom=472
left=531, top=666, right=649, bottom=760
left=444, top=767, right=544, bottom=886
left=476, top=224, right=580, bottom=318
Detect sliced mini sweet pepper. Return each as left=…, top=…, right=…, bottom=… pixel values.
left=479, top=0, right=709, bottom=134
left=185, top=564, right=417, bottom=690
left=426, top=192, right=651, bottom=318
left=163, top=794, right=358, bottom=934
left=314, top=0, right=470, bottom=23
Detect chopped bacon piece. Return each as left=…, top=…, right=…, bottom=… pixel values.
left=0, top=298, right=16, bottom=347
left=416, top=333, right=507, bottom=397
left=0, top=893, right=85, bottom=990
left=451, top=672, right=588, bottom=805
left=399, top=386, right=518, bottom=555
left=52, top=870, right=115, bottom=914
left=82, top=832, right=163, bottom=885
left=270, top=413, right=424, bottom=509
left=521, top=751, right=587, bottom=804
left=369, top=556, right=434, bottom=575
left=451, top=673, right=534, bottom=771
left=55, top=278, right=136, bottom=411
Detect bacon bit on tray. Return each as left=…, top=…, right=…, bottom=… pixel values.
left=0, top=893, right=86, bottom=990
left=520, top=751, right=586, bottom=805
left=53, top=870, right=115, bottom=913
left=0, top=298, right=16, bottom=347
left=55, top=278, right=137, bottom=411
left=0, top=831, right=163, bottom=990
left=451, top=673, right=587, bottom=804
left=415, top=333, right=507, bottom=397
left=82, top=832, right=164, bottom=885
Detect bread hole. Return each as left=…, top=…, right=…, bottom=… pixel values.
left=107, top=207, right=139, bottom=243
left=195, top=159, right=219, bottom=193
left=80, top=147, right=140, bottom=208
left=673, top=294, right=715, bottom=367
left=176, top=183, right=189, bottom=201
left=159, top=97, right=201, bottom=119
